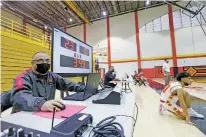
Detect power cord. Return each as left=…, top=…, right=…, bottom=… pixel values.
left=88, top=116, right=125, bottom=137
left=88, top=111, right=138, bottom=137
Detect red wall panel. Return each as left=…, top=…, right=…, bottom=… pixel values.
left=142, top=68, right=155, bottom=78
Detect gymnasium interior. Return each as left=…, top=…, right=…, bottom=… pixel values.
left=0, top=1, right=206, bottom=137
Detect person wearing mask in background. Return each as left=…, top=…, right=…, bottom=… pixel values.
left=159, top=72, right=204, bottom=125
left=104, top=66, right=117, bottom=87
left=9, top=52, right=85, bottom=113
left=162, top=59, right=171, bottom=86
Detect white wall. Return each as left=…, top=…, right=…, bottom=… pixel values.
left=175, top=25, right=206, bottom=55
left=87, top=19, right=107, bottom=48
left=142, top=59, right=173, bottom=68
left=111, top=62, right=138, bottom=78
left=191, top=25, right=206, bottom=54
left=140, top=30, right=172, bottom=58
left=138, top=5, right=168, bottom=28
left=67, top=25, right=83, bottom=41
left=110, top=13, right=137, bottom=60
left=177, top=57, right=206, bottom=66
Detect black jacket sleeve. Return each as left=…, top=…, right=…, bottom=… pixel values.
left=55, top=74, right=85, bottom=92
left=11, top=75, right=46, bottom=112
left=106, top=72, right=116, bottom=81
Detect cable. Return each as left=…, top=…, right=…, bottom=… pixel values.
left=88, top=116, right=125, bottom=137
left=135, top=103, right=138, bottom=123
left=88, top=114, right=138, bottom=137
left=132, top=103, right=139, bottom=136
left=112, top=115, right=136, bottom=124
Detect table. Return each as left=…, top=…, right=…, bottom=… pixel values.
left=110, top=80, right=133, bottom=93
left=1, top=87, right=136, bottom=137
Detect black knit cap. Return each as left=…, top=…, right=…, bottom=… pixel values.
left=176, top=72, right=191, bottom=81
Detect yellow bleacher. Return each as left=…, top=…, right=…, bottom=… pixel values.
left=0, top=16, right=85, bottom=92
left=0, top=16, right=50, bottom=92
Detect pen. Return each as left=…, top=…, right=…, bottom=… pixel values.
left=61, top=116, right=69, bottom=118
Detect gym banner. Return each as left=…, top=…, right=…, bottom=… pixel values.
left=184, top=66, right=206, bottom=77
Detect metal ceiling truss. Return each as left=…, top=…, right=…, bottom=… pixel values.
left=64, top=1, right=91, bottom=24
left=2, top=1, right=167, bottom=29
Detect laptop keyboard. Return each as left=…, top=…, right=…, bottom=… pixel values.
left=63, top=92, right=93, bottom=101
left=63, top=92, right=84, bottom=100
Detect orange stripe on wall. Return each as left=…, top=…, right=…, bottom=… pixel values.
left=177, top=54, right=206, bottom=59
left=134, top=11, right=141, bottom=69
left=168, top=5, right=177, bottom=67
left=112, top=60, right=138, bottom=63
left=83, top=23, right=86, bottom=43
left=98, top=54, right=205, bottom=64
left=107, top=17, right=111, bottom=68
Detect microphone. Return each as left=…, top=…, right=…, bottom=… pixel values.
left=51, top=107, right=56, bottom=129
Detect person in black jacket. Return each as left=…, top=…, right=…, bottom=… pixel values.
left=8, top=52, right=85, bottom=113
left=104, top=66, right=117, bottom=87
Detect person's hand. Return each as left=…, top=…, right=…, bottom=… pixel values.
left=41, top=100, right=63, bottom=112
left=185, top=117, right=196, bottom=125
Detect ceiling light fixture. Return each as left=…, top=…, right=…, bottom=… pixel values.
left=69, top=18, right=73, bottom=22
left=44, top=26, right=47, bottom=29
left=146, top=0, right=150, bottom=6
left=102, top=11, right=107, bottom=16
left=0, top=2, right=2, bottom=6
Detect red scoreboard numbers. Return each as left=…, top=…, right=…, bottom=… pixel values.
left=74, top=58, right=86, bottom=68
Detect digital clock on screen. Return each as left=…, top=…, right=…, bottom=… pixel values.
left=60, top=55, right=90, bottom=69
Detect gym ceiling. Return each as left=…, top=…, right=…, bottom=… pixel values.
left=2, top=1, right=177, bottom=29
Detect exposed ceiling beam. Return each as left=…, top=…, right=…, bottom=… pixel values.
left=90, top=1, right=101, bottom=18
left=83, top=1, right=96, bottom=19
left=64, top=1, right=91, bottom=24
left=45, top=1, right=70, bottom=26
left=165, top=1, right=197, bottom=15
left=59, top=2, right=81, bottom=23
left=109, top=1, right=116, bottom=14
left=2, top=1, right=50, bottom=28
left=66, top=2, right=166, bottom=28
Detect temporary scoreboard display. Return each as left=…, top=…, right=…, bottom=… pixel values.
left=52, top=27, right=93, bottom=76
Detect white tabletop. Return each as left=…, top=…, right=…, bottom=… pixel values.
left=1, top=87, right=136, bottom=137
left=110, top=80, right=134, bottom=84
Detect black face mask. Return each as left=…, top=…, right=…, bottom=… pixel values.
left=36, top=63, right=50, bottom=74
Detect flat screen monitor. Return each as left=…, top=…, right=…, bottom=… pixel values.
left=52, top=26, right=93, bottom=76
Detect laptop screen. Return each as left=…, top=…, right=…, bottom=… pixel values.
left=85, top=73, right=101, bottom=94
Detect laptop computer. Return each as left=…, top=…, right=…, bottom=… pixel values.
left=63, top=73, right=101, bottom=101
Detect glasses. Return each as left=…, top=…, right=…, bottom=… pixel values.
left=32, top=59, right=50, bottom=64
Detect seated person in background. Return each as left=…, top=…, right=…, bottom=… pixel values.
left=104, top=66, right=117, bottom=87
left=133, top=70, right=140, bottom=85
left=137, top=69, right=148, bottom=86
left=159, top=72, right=204, bottom=125
left=10, top=52, right=85, bottom=113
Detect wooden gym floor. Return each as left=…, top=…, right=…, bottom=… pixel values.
left=132, top=79, right=206, bottom=137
